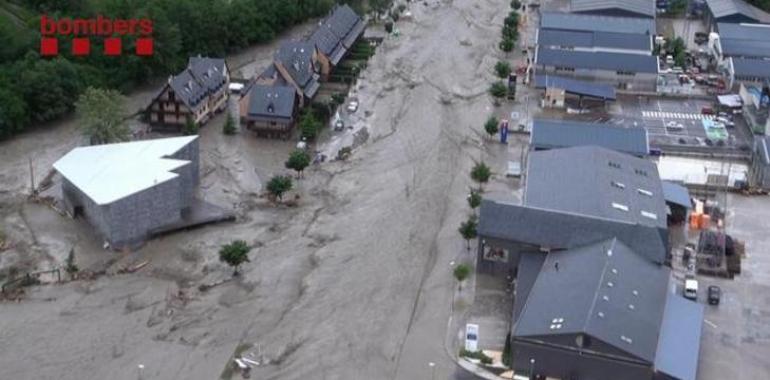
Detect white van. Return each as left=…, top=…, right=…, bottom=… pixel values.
left=684, top=279, right=699, bottom=300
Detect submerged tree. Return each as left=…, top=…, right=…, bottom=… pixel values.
left=219, top=240, right=251, bottom=276
left=76, top=87, right=130, bottom=145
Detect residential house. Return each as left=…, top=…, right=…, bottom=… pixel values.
left=258, top=41, right=321, bottom=106
left=570, top=0, right=656, bottom=18
left=239, top=82, right=298, bottom=139
left=147, top=56, right=229, bottom=127
left=309, top=3, right=367, bottom=74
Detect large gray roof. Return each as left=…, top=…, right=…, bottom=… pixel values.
left=731, top=57, right=770, bottom=79
left=718, top=23, right=770, bottom=58
left=167, top=56, right=227, bottom=111
left=570, top=0, right=656, bottom=18
left=275, top=41, right=317, bottom=88
left=530, top=119, right=648, bottom=156
left=514, top=238, right=670, bottom=363
left=245, top=84, right=296, bottom=120
left=654, top=294, right=704, bottom=380
left=539, top=11, right=655, bottom=34
left=535, top=75, right=616, bottom=100
left=536, top=47, right=659, bottom=73
left=706, top=0, right=770, bottom=22
left=538, top=29, right=651, bottom=51
left=524, top=146, right=668, bottom=230
left=478, top=200, right=668, bottom=263
left=309, top=3, right=365, bottom=64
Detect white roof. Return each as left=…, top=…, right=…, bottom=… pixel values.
left=53, top=136, right=198, bottom=205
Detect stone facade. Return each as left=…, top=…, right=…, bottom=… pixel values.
left=60, top=139, right=200, bottom=249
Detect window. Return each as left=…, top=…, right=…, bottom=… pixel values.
left=616, top=70, right=636, bottom=76
left=634, top=169, right=648, bottom=177
left=608, top=161, right=621, bottom=169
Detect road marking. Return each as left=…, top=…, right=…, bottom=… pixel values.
left=704, top=319, right=718, bottom=329
left=641, top=111, right=712, bottom=121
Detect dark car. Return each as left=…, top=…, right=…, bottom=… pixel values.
left=708, top=285, right=721, bottom=305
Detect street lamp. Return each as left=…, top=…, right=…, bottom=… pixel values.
left=529, top=358, right=536, bottom=380
left=137, top=364, right=145, bottom=380
left=429, top=362, right=436, bottom=380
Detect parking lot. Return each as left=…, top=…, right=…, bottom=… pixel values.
left=598, top=96, right=754, bottom=153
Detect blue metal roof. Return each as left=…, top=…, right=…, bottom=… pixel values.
left=538, top=29, right=651, bottom=51
left=570, top=0, right=656, bottom=18
left=662, top=181, right=692, bottom=208
left=530, top=118, right=648, bottom=156
left=718, top=23, right=770, bottom=58
left=536, top=47, right=659, bottom=73
left=731, top=57, right=770, bottom=79
left=540, top=11, right=656, bottom=34
left=535, top=75, right=617, bottom=100
left=654, top=294, right=704, bottom=380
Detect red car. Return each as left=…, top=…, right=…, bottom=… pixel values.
left=702, top=107, right=715, bottom=115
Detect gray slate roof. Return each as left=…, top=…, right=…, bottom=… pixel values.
left=538, top=29, right=651, bottom=51
left=570, top=0, right=656, bottom=18
left=524, top=146, right=667, bottom=230
left=731, top=57, right=770, bottom=79
left=530, top=119, right=648, bottom=156
left=536, top=47, right=659, bottom=73
left=478, top=200, right=668, bottom=263
left=309, top=4, right=365, bottom=64
left=718, top=23, right=770, bottom=58
left=168, top=56, right=227, bottom=111
left=534, top=75, right=617, bottom=100
left=246, top=85, right=296, bottom=120
left=661, top=181, right=692, bottom=208
left=539, top=11, right=655, bottom=34
left=275, top=41, right=317, bottom=88
left=706, top=0, right=770, bottom=22
left=513, top=238, right=670, bottom=363
left=654, top=294, right=704, bottom=380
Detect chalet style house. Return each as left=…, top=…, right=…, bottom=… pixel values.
left=147, top=56, right=230, bottom=128
left=238, top=82, right=298, bottom=139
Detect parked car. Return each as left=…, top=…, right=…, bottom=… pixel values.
left=684, top=278, right=699, bottom=300
left=708, top=285, right=721, bottom=305
left=701, top=106, right=715, bottom=115
left=334, top=119, right=345, bottom=131
left=347, top=100, right=359, bottom=113
left=465, top=324, right=479, bottom=352
left=716, top=116, right=735, bottom=127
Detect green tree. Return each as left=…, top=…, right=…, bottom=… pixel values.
left=65, top=248, right=79, bottom=275
left=458, top=216, right=478, bottom=250
left=490, top=81, right=507, bottom=98
left=183, top=116, right=198, bottom=136
left=495, top=61, right=512, bottom=79
left=285, top=149, right=311, bottom=178
left=471, top=162, right=492, bottom=190
left=511, top=0, right=522, bottom=9
left=484, top=116, right=499, bottom=139
left=266, top=175, right=293, bottom=201
left=76, top=87, right=130, bottom=145
left=468, top=190, right=482, bottom=212
left=219, top=240, right=251, bottom=276
left=453, top=263, right=471, bottom=290
left=499, top=37, right=514, bottom=52
left=223, top=112, right=237, bottom=135
left=299, top=110, right=322, bottom=140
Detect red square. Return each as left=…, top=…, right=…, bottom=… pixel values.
left=40, top=38, right=58, bottom=56
left=135, top=38, right=153, bottom=56
left=104, top=38, right=122, bottom=56
left=72, top=38, right=90, bottom=56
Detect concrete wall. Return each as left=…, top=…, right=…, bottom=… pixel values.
left=512, top=339, right=653, bottom=380
left=536, top=66, right=658, bottom=92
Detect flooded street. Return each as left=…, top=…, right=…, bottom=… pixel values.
left=0, top=1, right=517, bottom=379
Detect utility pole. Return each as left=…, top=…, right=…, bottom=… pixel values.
left=28, top=157, right=35, bottom=194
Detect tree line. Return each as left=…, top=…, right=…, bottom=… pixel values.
left=0, top=0, right=367, bottom=139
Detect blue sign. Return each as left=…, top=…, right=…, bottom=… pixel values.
left=500, top=119, right=509, bottom=144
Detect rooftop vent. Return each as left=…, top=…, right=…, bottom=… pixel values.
left=637, top=188, right=653, bottom=196
left=597, top=311, right=605, bottom=318
left=602, top=295, right=610, bottom=301
left=607, top=281, right=614, bottom=288
left=550, top=323, right=563, bottom=330
left=551, top=318, right=564, bottom=323
left=628, top=304, right=635, bottom=310
left=612, top=203, right=629, bottom=212
left=633, top=290, right=639, bottom=296
left=611, top=268, right=618, bottom=274
left=607, top=249, right=613, bottom=257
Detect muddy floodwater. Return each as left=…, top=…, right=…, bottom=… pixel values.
left=0, top=1, right=521, bottom=379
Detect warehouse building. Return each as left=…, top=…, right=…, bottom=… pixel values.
left=529, top=119, right=648, bottom=156
left=539, top=11, right=656, bottom=35
left=570, top=0, right=656, bottom=18
left=53, top=136, right=230, bottom=249
left=703, top=0, right=770, bottom=29
left=534, top=47, right=659, bottom=91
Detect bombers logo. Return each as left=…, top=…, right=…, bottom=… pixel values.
left=40, top=15, right=154, bottom=56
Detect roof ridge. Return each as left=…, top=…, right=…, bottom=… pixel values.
left=583, top=238, right=616, bottom=335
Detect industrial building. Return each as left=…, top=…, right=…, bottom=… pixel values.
left=703, top=0, right=770, bottom=29
left=477, top=146, right=703, bottom=380
left=529, top=119, right=648, bottom=156
left=570, top=0, right=656, bottom=18
left=535, top=12, right=658, bottom=92
left=53, top=136, right=231, bottom=249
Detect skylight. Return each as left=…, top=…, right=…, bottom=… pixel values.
left=611, top=181, right=626, bottom=189
left=612, top=202, right=629, bottom=212
left=637, top=188, right=653, bottom=196
left=641, top=211, right=658, bottom=220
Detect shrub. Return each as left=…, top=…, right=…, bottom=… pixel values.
left=223, top=113, right=237, bottom=135
left=484, top=116, right=499, bottom=138
left=489, top=81, right=508, bottom=98
left=459, top=348, right=493, bottom=365
left=495, top=61, right=512, bottom=79
left=267, top=175, right=293, bottom=201
left=499, top=37, right=514, bottom=52
left=219, top=240, right=251, bottom=275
